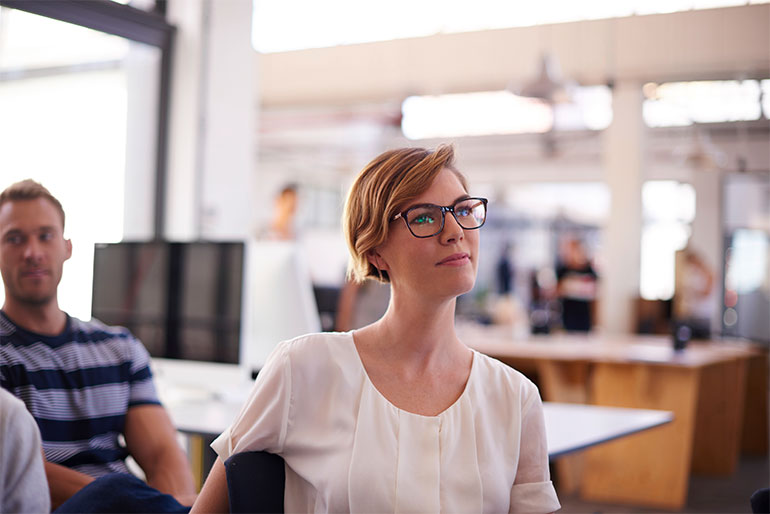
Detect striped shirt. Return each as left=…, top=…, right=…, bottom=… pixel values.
left=0, top=311, right=160, bottom=478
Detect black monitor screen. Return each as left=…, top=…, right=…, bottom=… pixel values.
left=92, top=241, right=244, bottom=364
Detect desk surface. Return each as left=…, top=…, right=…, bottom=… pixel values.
left=457, top=323, right=760, bottom=367
left=543, top=402, right=672, bottom=458
left=162, top=386, right=672, bottom=459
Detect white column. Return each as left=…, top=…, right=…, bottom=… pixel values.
left=166, top=0, right=256, bottom=241
left=599, top=81, right=645, bottom=334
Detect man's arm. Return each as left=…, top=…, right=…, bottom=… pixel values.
left=124, top=404, right=197, bottom=506
left=44, top=458, right=94, bottom=510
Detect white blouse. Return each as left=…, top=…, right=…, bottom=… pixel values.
left=211, top=332, right=560, bottom=513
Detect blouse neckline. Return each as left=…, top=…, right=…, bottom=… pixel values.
left=345, top=331, right=477, bottom=419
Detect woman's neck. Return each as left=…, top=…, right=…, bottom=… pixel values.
left=364, top=289, right=464, bottom=369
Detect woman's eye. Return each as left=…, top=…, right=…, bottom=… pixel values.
left=412, top=214, right=435, bottom=225
left=455, top=202, right=474, bottom=217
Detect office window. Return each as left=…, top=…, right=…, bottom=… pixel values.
left=0, top=7, right=162, bottom=319
left=401, top=85, right=611, bottom=139
left=639, top=181, right=696, bottom=300
left=401, top=91, right=552, bottom=140
left=643, top=80, right=765, bottom=127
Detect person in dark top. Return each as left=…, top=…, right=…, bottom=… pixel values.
left=496, top=242, right=514, bottom=296
left=555, top=237, right=598, bottom=332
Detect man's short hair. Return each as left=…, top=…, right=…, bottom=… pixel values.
left=0, top=179, right=66, bottom=230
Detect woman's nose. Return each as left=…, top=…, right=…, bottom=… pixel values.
left=439, top=212, right=464, bottom=244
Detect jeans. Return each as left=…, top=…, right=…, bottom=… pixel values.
left=55, top=473, right=191, bottom=513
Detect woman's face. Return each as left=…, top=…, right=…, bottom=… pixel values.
left=372, top=167, right=480, bottom=301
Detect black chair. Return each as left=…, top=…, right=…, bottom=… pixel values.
left=750, top=487, right=769, bottom=513
left=224, top=451, right=285, bottom=513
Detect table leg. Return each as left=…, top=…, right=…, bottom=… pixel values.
left=581, top=362, right=699, bottom=510
left=186, top=434, right=220, bottom=492
left=691, top=359, right=747, bottom=474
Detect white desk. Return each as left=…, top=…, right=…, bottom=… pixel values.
left=162, top=387, right=673, bottom=459
left=543, top=402, right=673, bottom=459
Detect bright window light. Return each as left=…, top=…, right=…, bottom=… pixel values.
left=402, top=85, right=613, bottom=139
left=506, top=182, right=610, bottom=224
left=643, top=80, right=764, bottom=127
left=553, top=85, right=613, bottom=131
left=642, top=181, right=696, bottom=223
left=401, top=91, right=553, bottom=140
left=252, top=0, right=767, bottom=53
left=0, top=8, right=158, bottom=321
left=0, top=7, right=128, bottom=70
left=639, top=181, right=696, bottom=300
left=726, top=229, right=768, bottom=294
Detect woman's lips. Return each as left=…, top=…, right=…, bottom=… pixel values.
left=436, top=253, right=470, bottom=266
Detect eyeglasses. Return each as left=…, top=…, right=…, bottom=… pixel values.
left=392, top=197, right=488, bottom=238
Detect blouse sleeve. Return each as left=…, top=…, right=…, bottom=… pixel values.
left=210, top=341, right=292, bottom=461
left=509, top=384, right=561, bottom=513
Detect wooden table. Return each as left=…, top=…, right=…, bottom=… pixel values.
left=458, top=324, right=763, bottom=510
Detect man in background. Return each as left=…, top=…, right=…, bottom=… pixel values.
left=0, top=179, right=196, bottom=511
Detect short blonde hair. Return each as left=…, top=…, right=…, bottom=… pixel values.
left=343, top=144, right=468, bottom=283
left=0, top=179, right=66, bottom=230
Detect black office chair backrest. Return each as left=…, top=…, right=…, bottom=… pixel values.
left=750, top=487, right=769, bottom=514
left=224, top=451, right=285, bottom=513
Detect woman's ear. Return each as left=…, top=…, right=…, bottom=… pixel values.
left=366, top=250, right=389, bottom=272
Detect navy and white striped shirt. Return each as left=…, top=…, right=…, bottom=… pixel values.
left=0, top=311, right=160, bottom=478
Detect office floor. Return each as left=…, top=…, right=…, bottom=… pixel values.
left=556, top=454, right=769, bottom=513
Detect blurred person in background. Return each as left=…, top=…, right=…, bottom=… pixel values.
left=260, top=183, right=299, bottom=241
left=673, top=246, right=715, bottom=339
left=555, top=237, right=598, bottom=332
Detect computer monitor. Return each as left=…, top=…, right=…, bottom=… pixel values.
left=91, top=241, right=245, bottom=364
left=240, top=240, right=322, bottom=375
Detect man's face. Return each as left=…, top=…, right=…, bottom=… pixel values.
left=0, top=198, right=72, bottom=308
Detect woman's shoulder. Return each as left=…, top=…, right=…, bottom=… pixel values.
left=470, top=350, right=540, bottom=396
left=274, top=331, right=359, bottom=379
left=279, top=331, right=355, bottom=356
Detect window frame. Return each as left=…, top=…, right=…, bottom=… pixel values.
left=0, top=0, right=175, bottom=239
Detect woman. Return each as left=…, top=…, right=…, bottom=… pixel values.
left=191, top=145, right=560, bottom=513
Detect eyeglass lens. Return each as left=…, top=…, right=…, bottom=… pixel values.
left=406, top=198, right=486, bottom=237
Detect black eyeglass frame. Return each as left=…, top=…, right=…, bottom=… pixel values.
left=391, top=197, right=489, bottom=238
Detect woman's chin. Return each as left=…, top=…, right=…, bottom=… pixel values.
left=438, top=276, right=476, bottom=299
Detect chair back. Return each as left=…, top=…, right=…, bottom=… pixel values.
left=224, top=451, right=285, bottom=513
